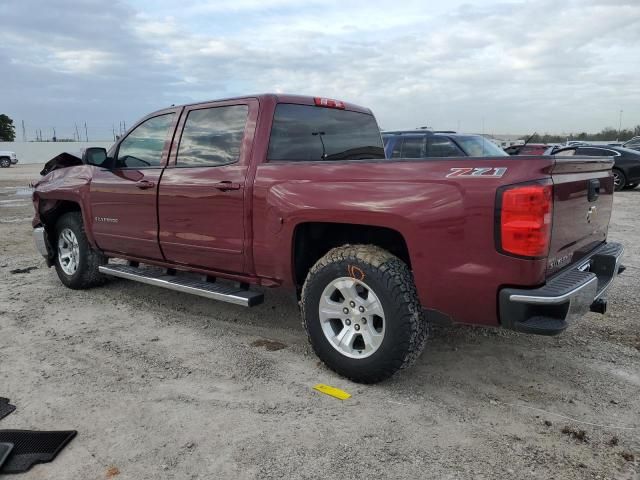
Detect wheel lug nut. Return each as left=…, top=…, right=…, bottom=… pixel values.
left=345, top=319, right=351, bottom=326
left=359, top=306, right=365, bottom=313
left=343, top=307, right=349, bottom=314
left=354, top=324, right=360, bottom=331
left=362, top=318, right=367, bottom=324
left=349, top=301, right=356, bottom=308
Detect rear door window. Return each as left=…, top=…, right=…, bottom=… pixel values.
left=455, top=136, right=508, bottom=157
left=267, top=104, right=384, bottom=161
left=398, top=137, right=426, bottom=158
left=576, top=147, right=609, bottom=156
left=555, top=148, right=577, bottom=156
left=177, top=105, right=248, bottom=167
left=427, top=137, right=464, bottom=157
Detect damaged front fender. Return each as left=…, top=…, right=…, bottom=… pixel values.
left=32, top=163, right=98, bottom=252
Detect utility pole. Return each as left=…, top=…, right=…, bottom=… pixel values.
left=112, top=124, right=116, bottom=142
left=53, top=127, right=57, bottom=142
left=84, top=122, right=88, bottom=142
left=618, top=109, right=623, bottom=141
left=75, top=123, right=81, bottom=142
left=21, top=120, right=26, bottom=142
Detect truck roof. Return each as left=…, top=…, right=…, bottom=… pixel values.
left=150, top=94, right=373, bottom=116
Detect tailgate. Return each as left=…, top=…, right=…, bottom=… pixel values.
left=547, top=156, right=614, bottom=276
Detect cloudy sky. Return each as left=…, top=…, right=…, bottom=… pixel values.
left=1, top=0, right=639, bottom=140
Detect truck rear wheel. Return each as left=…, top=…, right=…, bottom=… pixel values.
left=301, top=245, right=429, bottom=384
left=54, top=212, right=106, bottom=289
left=0, top=157, right=10, bottom=168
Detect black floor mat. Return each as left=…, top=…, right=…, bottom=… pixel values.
left=0, top=399, right=16, bottom=421
left=0, top=430, right=77, bottom=474
left=0, top=443, right=13, bottom=468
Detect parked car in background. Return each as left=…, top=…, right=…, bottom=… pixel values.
left=546, top=145, right=640, bottom=191
left=504, top=143, right=549, bottom=155
left=382, top=131, right=508, bottom=158
left=623, top=136, right=640, bottom=151
left=0, top=150, right=18, bottom=168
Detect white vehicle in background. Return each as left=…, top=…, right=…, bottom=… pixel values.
left=0, top=151, right=18, bottom=168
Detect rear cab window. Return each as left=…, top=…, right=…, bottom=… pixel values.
left=267, top=104, right=385, bottom=161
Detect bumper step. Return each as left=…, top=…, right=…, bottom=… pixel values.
left=99, top=265, right=264, bottom=307
left=513, top=316, right=568, bottom=335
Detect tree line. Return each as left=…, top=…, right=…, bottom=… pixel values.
left=521, top=126, right=640, bottom=144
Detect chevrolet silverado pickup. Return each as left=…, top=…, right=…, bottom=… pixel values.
left=0, top=150, right=18, bottom=168
left=31, top=94, right=624, bottom=383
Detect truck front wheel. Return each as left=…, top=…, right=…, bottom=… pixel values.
left=54, top=212, right=106, bottom=289
left=301, top=245, right=429, bottom=383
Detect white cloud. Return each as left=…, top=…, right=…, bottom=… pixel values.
left=1, top=0, right=639, bottom=137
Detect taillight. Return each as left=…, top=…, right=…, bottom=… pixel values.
left=497, top=183, right=553, bottom=258
left=314, top=97, right=345, bottom=109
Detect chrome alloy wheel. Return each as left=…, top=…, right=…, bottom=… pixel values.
left=318, top=277, right=386, bottom=359
left=613, top=170, right=622, bottom=188
left=58, top=227, right=80, bottom=275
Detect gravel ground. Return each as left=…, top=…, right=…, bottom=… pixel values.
left=0, top=164, right=638, bottom=479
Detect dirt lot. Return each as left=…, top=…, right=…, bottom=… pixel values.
left=0, top=164, right=638, bottom=479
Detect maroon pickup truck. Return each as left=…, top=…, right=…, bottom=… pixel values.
left=32, top=94, right=624, bottom=383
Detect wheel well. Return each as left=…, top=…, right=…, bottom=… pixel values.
left=293, top=222, right=411, bottom=288
left=40, top=200, right=82, bottom=246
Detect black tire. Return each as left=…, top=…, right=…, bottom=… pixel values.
left=613, top=168, right=626, bottom=192
left=301, top=245, right=429, bottom=384
left=0, top=157, right=10, bottom=168
left=623, top=183, right=638, bottom=190
left=54, top=212, right=107, bottom=289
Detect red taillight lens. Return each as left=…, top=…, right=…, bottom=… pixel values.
left=498, top=184, right=553, bottom=258
left=314, top=97, right=345, bottom=109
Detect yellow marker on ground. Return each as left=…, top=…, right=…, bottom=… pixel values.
left=313, top=384, right=351, bottom=400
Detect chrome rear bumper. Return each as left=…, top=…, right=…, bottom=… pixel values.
left=499, top=242, right=624, bottom=335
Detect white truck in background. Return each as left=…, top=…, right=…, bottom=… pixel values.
left=0, top=150, right=18, bottom=168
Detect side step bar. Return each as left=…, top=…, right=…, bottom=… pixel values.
left=99, top=264, right=264, bottom=307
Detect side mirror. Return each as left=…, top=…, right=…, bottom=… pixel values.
left=83, top=147, right=109, bottom=167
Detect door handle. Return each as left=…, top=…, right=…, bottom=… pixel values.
left=136, top=180, right=156, bottom=190
left=213, top=181, right=241, bottom=191
left=588, top=178, right=600, bottom=202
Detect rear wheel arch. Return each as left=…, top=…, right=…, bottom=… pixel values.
left=291, top=222, right=412, bottom=290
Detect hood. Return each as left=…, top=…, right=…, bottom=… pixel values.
left=39, top=151, right=84, bottom=176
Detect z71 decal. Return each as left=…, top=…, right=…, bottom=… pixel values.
left=446, top=167, right=507, bottom=178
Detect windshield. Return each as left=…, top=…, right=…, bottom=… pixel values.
left=455, top=136, right=508, bottom=157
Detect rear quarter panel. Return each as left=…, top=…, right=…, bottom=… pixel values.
left=252, top=157, right=554, bottom=326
